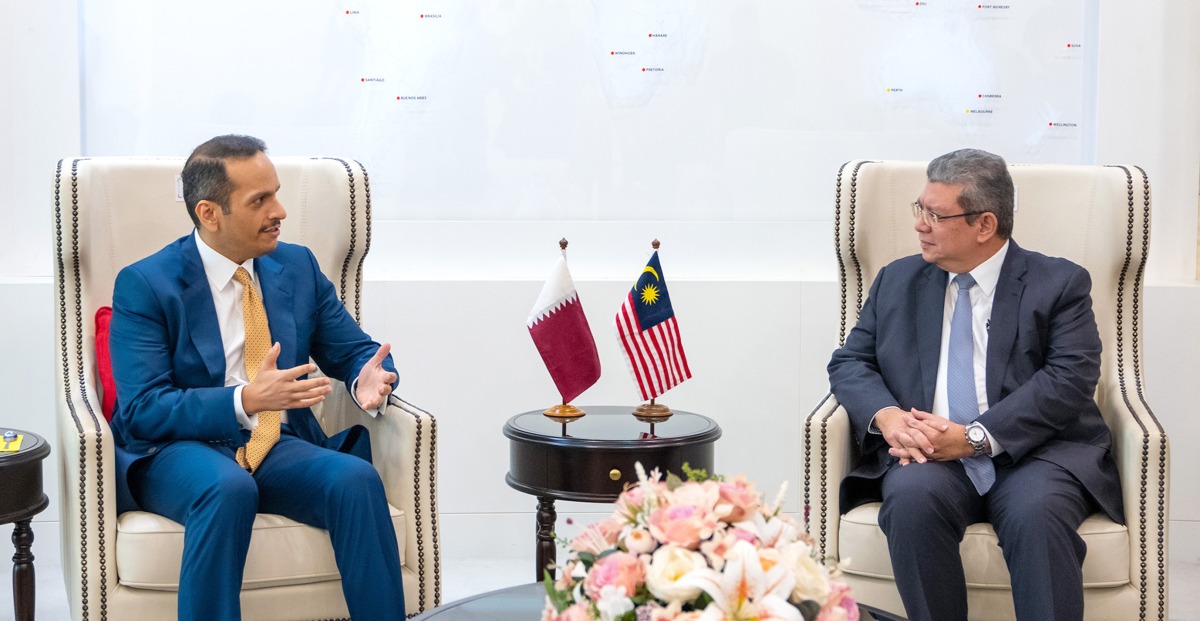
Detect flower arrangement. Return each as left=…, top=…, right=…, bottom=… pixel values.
left=542, top=464, right=857, bottom=621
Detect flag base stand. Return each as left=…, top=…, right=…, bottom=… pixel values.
left=632, top=401, right=673, bottom=423
left=543, top=403, right=586, bottom=422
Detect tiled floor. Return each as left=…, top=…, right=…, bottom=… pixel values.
left=3, top=547, right=1198, bottom=621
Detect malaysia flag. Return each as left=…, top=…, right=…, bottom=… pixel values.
left=615, top=251, right=691, bottom=400
left=527, top=251, right=601, bottom=403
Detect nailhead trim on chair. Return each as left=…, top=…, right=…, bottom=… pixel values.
left=320, top=157, right=361, bottom=322
left=808, top=160, right=874, bottom=561
left=57, top=157, right=112, bottom=620
left=1105, top=165, right=1166, bottom=621
left=354, top=159, right=371, bottom=324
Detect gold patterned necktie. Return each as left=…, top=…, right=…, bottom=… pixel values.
left=233, top=267, right=280, bottom=472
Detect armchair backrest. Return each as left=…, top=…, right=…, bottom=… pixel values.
left=832, top=160, right=1151, bottom=406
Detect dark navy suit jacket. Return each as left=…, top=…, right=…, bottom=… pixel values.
left=828, top=241, right=1123, bottom=523
left=109, top=233, right=396, bottom=513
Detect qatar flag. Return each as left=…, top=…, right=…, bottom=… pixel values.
left=527, top=252, right=601, bottom=403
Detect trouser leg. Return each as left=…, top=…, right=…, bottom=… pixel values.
left=878, top=460, right=983, bottom=621
left=255, top=432, right=405, bottom=621
left=987, top=458, right=1093, bottom=621
left=130, top=442, right=257, bottom=621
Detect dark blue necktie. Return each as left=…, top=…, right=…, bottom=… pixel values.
left=949, top=273, right=995, bottom=494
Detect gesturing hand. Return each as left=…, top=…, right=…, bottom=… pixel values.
left=355, top=343, right=397, bottom=411
left=241, top=342, right=332, bottom=414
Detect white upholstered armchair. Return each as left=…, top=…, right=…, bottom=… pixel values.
left=802, top=161, right=1169, bottom=620
left=53, top=156, right=441, bottom=620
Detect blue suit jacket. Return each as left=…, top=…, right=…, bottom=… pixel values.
left=828, top=241, right=1123, bottom=523
left=109, top=233, right=396, bottom=512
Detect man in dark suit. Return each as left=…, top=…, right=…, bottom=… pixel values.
left=827, top=148, right=1123, bottom=621
left=109, top=135, right=405, bottom=621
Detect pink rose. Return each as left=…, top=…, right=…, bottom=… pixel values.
left=717, top=476, right=761, bottom=523
left=819, top=581, right=859, bottom=621
left=647, top=504, right=719, bottom=550
left=542, top=600, right=592, bottom=621
left=583, top=551, right=646, bottom=601
left=570, top=519, right=623, bottom=555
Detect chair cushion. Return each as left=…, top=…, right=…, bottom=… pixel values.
left=96, top=306, right=116, bottom=421
left=116, top=504, right=406, bottom=590
left=839, top=503, right=1129, bottom=588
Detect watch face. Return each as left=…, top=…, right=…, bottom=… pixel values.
left=967, top=426, right=987, bottom=443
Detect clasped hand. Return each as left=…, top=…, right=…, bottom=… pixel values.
left=876, top=407, right=974, bottom=466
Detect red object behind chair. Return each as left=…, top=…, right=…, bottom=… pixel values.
left=95, top=306, right=116, bottom=421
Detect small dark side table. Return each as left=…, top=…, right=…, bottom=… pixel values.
left=0, top=429, right=51, bottom=621
left=503, top=406, right=721, bottom=581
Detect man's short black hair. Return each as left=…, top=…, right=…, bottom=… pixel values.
left=181, top=135, right=268, bottom=227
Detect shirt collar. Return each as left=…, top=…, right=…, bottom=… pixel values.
left=194, top=229, right=256, bottom=292
left=947, top=239, right=1009, bottom=297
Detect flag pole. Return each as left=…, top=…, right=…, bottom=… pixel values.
left=542, top=238, right=588, bottom=422
left=632, top=239, right=674, bottom=423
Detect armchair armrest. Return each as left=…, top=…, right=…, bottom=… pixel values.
left=312, top=383, right=442, bottom=613
left=801, top=393, right=853, bottom=561
left=1096, top=381, right=1169, bottom=616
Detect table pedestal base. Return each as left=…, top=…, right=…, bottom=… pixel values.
left=535, top=497, right=557, bottom=582
left=12, top=519, right=35, bottom=621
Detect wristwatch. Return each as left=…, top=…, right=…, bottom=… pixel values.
left=964, top=422, right=989, bottom=456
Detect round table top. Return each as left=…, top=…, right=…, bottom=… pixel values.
left=0, top=428, right=50, bottom=524
left=0, top=428, right=50, bottom=466
left=413, top=583, right=544, bottom=620
left=503, top=406, right=721, bottom=448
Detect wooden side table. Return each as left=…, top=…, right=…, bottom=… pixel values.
left=0, top=429, right=50, bottom=621
left=503, top=407, right=721, bottom=581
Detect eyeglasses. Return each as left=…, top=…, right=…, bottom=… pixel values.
left=910, top=202, right=982, bottom=227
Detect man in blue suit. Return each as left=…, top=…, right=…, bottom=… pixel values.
left=828, top=149, right=1122, bottom=621
left=110, top=135, right=405, bottom=621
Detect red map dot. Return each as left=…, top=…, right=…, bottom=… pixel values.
left=360, top=78, right=364, bottom=82
left=978, top=94, right=982, bottom=98
left=396, top=96, right=400, bottom=100
left=421, top=14, right=424, bottom=18
left=610, top=51, right=614, bottom=55
left=345, top=10, right=349, bottom=14
left=648, top=33, right=652, bottom=37
left=1049, top=122, right=1053, bottom=126
left=642, top=68, right=646, bottom=72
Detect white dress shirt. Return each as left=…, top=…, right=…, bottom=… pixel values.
left=194, top=230, right=283, bottom=430
left=932, top=239, right=1009, bottom=456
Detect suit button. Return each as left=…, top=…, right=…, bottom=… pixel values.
left=147, top=447, right=157, bottom=454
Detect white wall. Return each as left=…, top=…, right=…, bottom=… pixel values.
left=1, top=0, right=1198, bottom=608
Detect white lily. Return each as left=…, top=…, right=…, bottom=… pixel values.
left=681, top=540, right=801, bottom=621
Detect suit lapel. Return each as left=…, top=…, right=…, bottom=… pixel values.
left=916, top=264, right=946, bottom=409
left=256, top=254, right=296, bottom=367
left=986, top=242, right=1027, bottom=405
left=180, top=236, right=226, bottom=385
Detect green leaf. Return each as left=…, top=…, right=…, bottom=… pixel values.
left=543, top=571, right=573, bottom=613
